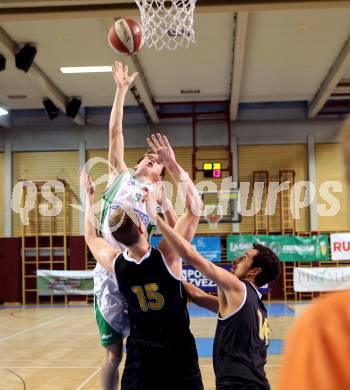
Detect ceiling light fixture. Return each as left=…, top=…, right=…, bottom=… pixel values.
left=60, top=66, right=112, bottom=74
left=0, top=107, right=8, bottom=116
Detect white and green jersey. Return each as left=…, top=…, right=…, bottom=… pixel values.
left=100, top=170, right=154, bottom=248
left=93, top=170, right=153, bottom=336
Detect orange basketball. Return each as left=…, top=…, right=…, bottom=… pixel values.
left=108, top=18, right=142, bottom=55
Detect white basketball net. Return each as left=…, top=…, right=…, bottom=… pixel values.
left=204, top=205, right=223, bottom=231
left=134, top=0, right=197, bottom=50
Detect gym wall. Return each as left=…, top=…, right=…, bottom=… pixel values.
left=316, top=143, right=350, bottom=231
left=238, top=144, right=309, bottom=233
left=0, top=153, right=4, bottom=236
left=12, top=151, right=80, bottom=236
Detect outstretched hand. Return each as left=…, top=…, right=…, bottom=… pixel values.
left=112, top=61, right=138, bottom=89
left=146, top=133, right=176, bottom=167
left=80, top=169, right=96, bottom=205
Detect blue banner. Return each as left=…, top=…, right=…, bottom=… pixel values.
left=192, top=236, right=221, bottom=262
left=183, top=265, right=269, bottom=294
left=151, top=235, right=221, bottom=262
left=183, top=265, right=230, bottom=292
left=150, top=235, right=162, bottom=247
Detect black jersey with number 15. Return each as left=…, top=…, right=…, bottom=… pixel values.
left=114, top=246, right=203, bottom=390
left=114, top=246, right=190, bottom=342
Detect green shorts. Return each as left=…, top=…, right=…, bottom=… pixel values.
left=95, top=299, right=123, bottom=347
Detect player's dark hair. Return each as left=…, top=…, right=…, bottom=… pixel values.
left=109, top=208, right=140, bottom=247
left=136, top=150, right=166, bottom=178
left=251, top=243, right=281, bottom=287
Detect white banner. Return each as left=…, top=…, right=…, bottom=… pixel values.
left=37, top=270, right=94, bottom=295
left=294, top=267, right=350, bottom=292
left=330, top=233, right=350, bottom=260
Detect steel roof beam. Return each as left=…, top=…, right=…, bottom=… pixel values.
left=229, top=12, right=249, bottom=121
left=0, top=26, right=85, bottom=125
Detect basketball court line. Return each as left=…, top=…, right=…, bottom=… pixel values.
left=0, top=366, right=99, bottom=369
left=75, top=367, right=101, bottom=390
left=36, top=332, right=97, bottom=335
left=0, top=305, right=90, bottom=309
left=199, top=364, right=281, bottom=368
left=0, top=315, right=65, bottom=343
left=1, top=368, right=25, bottom=387
left=0, top=364, right=282, bottom=369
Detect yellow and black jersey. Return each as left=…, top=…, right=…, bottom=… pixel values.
left=114, top=246, right=203, bottom=390
left=114, top=246, right=190, bottom=343
left=214, top=281, right=270, bottom=390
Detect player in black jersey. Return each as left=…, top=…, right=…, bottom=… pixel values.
left=153, top=211, right=281, bottom=390
left=83, top=134, right=217, bottom=390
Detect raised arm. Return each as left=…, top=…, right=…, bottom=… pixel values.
left=163, top=199, right=177, bottom=227
left=155, top=214, right=243, bottom=293
left=108, top=61, right=138, bottom=182
left=157, top=186, right=177, bottom=228
left=147, top=134, right=202, bottom=219
left=82, top=172, right=120, bottom=273
left=147, top=134, right=202, bottom=244
left=183, top=281, right=219, bottom=313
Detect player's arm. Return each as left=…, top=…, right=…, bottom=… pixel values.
left=163, top=203, right=177, bottom=227
left=183, top=281, right=219, bottom=313
left=82, top=172, right=120, bottom=273
left=147, top=134, right=202, bottom=245
left=108, top=61, right=138, bottom=184
left=157, top=189, right=178, bottom=228
left=147, top=134, right=202, bottom=220
left=155, top=214, right=243, bottom=293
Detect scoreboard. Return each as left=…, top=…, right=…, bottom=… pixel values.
left=203, top=162, right=222, bottom=178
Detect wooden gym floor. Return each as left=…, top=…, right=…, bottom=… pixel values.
left=0, top=303, right=307, bottom=390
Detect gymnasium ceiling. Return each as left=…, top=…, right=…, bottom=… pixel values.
left=0, top=0, right=350, bottom=125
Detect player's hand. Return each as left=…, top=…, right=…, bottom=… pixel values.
left=156, top=184, right=165, bottom=205
left=146, top=188, right=158, bottom=223
left=146, top=133, right=176, bottom=168
left=156, top=184, right=172, bottom=211
left=112, top=61, right=138, bottom=89
left=80, top=170, right=96, bottom=205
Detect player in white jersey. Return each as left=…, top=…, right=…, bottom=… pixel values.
left=84, top=130, right=214, bottom=390
left=94, top=62, right=199, bottom=389
left=94, top=61, right=166, bottom=390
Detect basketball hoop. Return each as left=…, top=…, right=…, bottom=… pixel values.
left=134, top=0, right=197, bottom=50
left=204, top=205, right=223, bottom=231
left=206, top=214, right=221, bottom=231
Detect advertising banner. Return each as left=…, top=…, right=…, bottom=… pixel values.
left=293, top=267, right=350, bottom=292
left=183, top=265, right=269, bottom=294
left=37, top=270, right=94, bottom=296
left=227, top=235, right=329, bottom=262
left=330, top=233, right=350, bottom=261
left=151, top=235, right=221, bottom=262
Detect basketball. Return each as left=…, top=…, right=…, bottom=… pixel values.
left=108, top=18, right=142, bottom=55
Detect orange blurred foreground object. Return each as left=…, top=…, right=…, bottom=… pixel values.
left=277, top=290, right=350, bottom=390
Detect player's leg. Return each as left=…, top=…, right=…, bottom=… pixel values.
left=177, top=333, right=204, bottom=390
left=101, top=340, right=123, bottom=390
left=95, top=298, right=124, bottom=390
left=121, top=338, right=174, bottom=390
left=120, top=337, right=143, bottom=390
